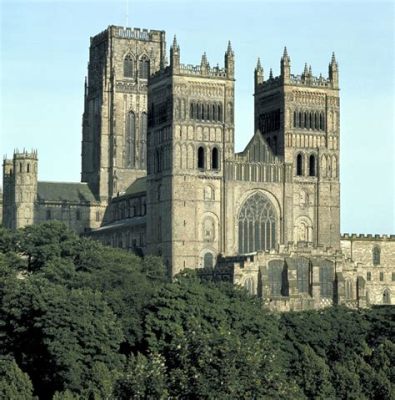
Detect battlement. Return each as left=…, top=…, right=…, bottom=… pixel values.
left=179, top=63, right=227, bottom=78
left=91, top=25, right=165, bottom=46
left=12, top=149, right=38, bottom=160
left=341, top=233, right=395, bottom=241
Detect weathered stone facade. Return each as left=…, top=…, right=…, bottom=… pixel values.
left=2, top=25, right=394, bottom=309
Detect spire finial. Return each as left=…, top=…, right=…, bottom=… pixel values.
left=227, top=40, right=233, bottom=54
left=283, top=46, right=288, bottom=58
left=331, top=52, right=337, bottom=64
left=304, top=63, right=308, bottom=75
left=269, top=68, right=273, bottom=79
left=256, top=57, right=262, bottom=70
left=172, top=35, right=178, bottom=49
left=201, top=52, right=208, bottom=66
left=309, top=65, right=312, bottom=75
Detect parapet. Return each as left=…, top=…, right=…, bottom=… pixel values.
left=341, top=233, right=395, bottom=241
left=90, top=25, right=165, bottom=46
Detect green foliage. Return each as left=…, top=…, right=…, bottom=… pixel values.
left=0, top=222, right=393, bottom=399
left=0, top=357, right=35, bottom=400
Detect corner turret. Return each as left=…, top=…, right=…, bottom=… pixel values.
left=280, top=46, right=291, bottom=83
left=329, top=52, right=339, bottom=89
left=170, top=35, right=180, bottom=73
left=225, top=40, right=234, bottom=79
left=254, top=58, right=264, bottom=88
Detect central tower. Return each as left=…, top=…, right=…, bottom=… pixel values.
left=146, top=38, right=235, bottom=275
left=81, top=26, right=166, bottom=203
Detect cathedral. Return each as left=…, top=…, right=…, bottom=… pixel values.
left=2, top=25, right=394, bottom=310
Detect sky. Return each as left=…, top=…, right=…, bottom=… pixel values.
left=0, top=0, right=394, bottom=234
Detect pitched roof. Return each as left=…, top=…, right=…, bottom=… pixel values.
left=37, top=181, right=96, bottom=203
left=124, top=177, right=146, bottom=196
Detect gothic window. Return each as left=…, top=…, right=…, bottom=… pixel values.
left=212, top=104, right=216, bottom=121
left=19, top=163, right=22, bottom=173
left=197, top=103, right=202, bottom=120
left=383, top=289, right=391, bottom=304
left=319, top=112, right=324, bottom=130
left=238, top=192, right=277, bottom=253
left=380, top=272, right=384, bottom=281
left=124, top=55, right=134, bottom=78
left=315, top=112, right=319, bottom=130
left=345, top=280, right=353, bottom=299
left=190, top=103, right=194, bottom=119
left=27, top=163, right=30, bottom=173
left=309, top=112, right=313, bottom=129
left=197, top=146, right=205, bottom=169
left=298, top=112, right=302, bottom=128
left=296, top=258, right=309, bottom=294
left=204, top=252, right=214, bottom=268
left=367, top=272, right=371, bottom=281
left=372, top=246, right=380, bottom=265
left=320, top=261, right=334, bottom=298
left=309, top=154, right=316, bottom=176
left=218, top=104, right=222, bottom=122
left=293, top=111, right=297, bottom=128
left=140, top=112, right=147, bottom=168
left=268, top=260, right=284, bottom=296
left=126, top=111, right=136, bottom=167
left=204, top=186, right=214, bottom=201
left=244, top=278, right=255, bottom=295
left=212, top=147, right=219, bottom=170
left=139, top=56, right=150, bottom=79
left=296, top=153, right=303, bottom=176
left=304, top=112, right=307, bottom=128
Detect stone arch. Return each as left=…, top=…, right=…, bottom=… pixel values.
left=383, top=288, right=391, bottom=304
left=331, top=155, right=337, bottom=178
left=372, top=245, right=381, bottom=266
left=294, top=216, right=313, bottom=243
left=202, top=216, right=215, bottom=242
left=204, top=185, right=215, bottom=201
left=238, top=192, right=278, bottom=253
left=321, top=154, right=327, bottom=177
left=138, top=54, right=150, bottom=79
left=296, top=153, right=304, bottom=176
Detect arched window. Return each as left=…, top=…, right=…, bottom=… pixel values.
left=203, top=252, right=214, bottom=268
left=298, top=112, right=302, bottom=128
left=320, top=113, right=324, bottom=130
left=372, top=246, right=381, bottom=266
left=140, top=112, right=147, bottom=168
left=293, top=111, right=297, bottom=128
left=320, top=261, right=334, bottom=298
left=309, top=154, right=316, bottom=176
left=27, top=163, right=30, bottom=173
left=383, top=289, right=391, bottom=305
left=304, top=112, right=307, bottom=128
left=126, top=111, right=136, bottom=167
left=124, top=55, right=134, bottom=78
left=309, top=112, right=313, bottom=129
left=296, top=258, right=309, bottom=294
left=139, top=56, right=150, bottom=79
left=197, top=146, right=205, bottom=169
left=296, top=153, right=303, bottom=176
left=268, top=260, right=284, bottom=296
left=212, top=147, right=219, bottom=170
left=315, top=112, right=319, bottom=130
left=244, top=278, right=255, bottom=295
left=238, top=192, right=277, bottom=253
left=218, top=104, right=222, bottom=122
left=190, top=103, right=194, bottom=119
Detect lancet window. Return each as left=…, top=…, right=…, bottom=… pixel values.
left=126, top=111, right=136, bottom=167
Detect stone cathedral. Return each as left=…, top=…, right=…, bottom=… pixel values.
left=2, top=25, right=394, bottom=310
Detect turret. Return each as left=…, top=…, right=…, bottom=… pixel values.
left=225, top=40, right=234, bottom=79
left=280, top=46, right=291, bottom=83
left=254, top=57, right=264, bottom=88
left=12, top=150, right=38, bottom=229
left=329, top=52, right=339, bottom=89
left=170, top=35, right=180, bottom=73
left=200, top=52, right=209, bottom=75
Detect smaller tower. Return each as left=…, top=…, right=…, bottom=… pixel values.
left=254, top=58, right=264, bottom=88
left=225, top=41, right=234, bottom=79
left=329, top=52, right=339, bottom=89
left=12, top=150, right=38, bottom=229
left=170, top=35, right=180, bottom=73
left=200, top=52, right=209, bottom=75
left=280, top=46, right=291, bottom=84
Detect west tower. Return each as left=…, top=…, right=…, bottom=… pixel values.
left=146, top=37, right=235, bottom=275
left=81, top=26, right=166, bottom=203
left=254, top=50, right=340, bottom=248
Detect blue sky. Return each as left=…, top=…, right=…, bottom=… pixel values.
left=1, top=0, right=394, bottom=234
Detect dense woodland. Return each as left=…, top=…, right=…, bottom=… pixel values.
left=0, top=222, right=394, bottom=399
